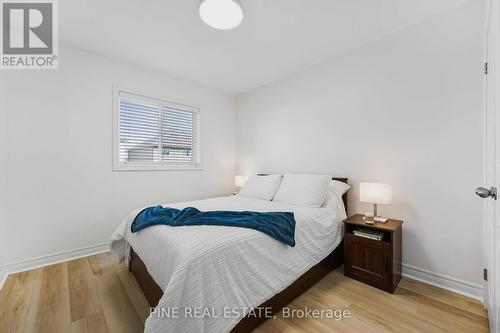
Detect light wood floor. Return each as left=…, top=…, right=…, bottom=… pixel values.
left=0, top=252, right=489, bottom=333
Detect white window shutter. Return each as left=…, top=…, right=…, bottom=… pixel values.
left=116, top=90, right=200, bottom=169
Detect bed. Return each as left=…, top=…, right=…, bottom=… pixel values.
left=110, top=177, right=348, bottom=333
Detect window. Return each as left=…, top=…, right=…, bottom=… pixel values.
left=113, top=89, right=200, bottom=170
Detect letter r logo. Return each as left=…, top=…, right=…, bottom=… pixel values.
left=2, top=2, right=53, bottom=54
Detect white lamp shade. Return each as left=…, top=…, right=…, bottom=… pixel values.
left=235, top=175, right=249, bottom=188
left=359, top=183, right=392, bottom=205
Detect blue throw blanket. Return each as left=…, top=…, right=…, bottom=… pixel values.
left=131, top=206, right=296, bottom=247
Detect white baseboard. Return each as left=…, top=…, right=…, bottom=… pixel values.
left=0, top=265, right=7, bottom=290
left=0, top=243, right=109, bottom=290
left=402, top=263, right=483, bottom=301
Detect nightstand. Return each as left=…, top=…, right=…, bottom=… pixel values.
left=343, top=214, right=403, bottom=293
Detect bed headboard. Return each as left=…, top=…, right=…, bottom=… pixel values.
left=257, top=174, right=349, bottom=213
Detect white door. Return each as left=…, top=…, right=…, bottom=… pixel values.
left=481, top=0, right=499, bottom=331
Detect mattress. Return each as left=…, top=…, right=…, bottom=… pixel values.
left=110, top=195, right=345, bottom=333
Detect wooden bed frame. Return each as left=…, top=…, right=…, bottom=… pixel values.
left=129, top=177, right=348, bottom=332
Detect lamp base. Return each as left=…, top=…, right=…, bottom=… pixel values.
left=374, top=216, right=389, bottom=223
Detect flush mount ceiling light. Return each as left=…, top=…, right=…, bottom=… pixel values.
left=199, top=0, right=244, bottom=30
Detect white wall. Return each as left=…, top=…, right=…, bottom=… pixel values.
left=236, top=0, right=484, bottom=285
left=0, top=44, right=236, bottom=266
left=0, top=65, right=6, bottom=276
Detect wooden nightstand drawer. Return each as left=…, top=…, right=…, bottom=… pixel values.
left=343, top=214, right=403, bottom=293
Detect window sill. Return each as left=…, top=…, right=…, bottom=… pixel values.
left=112, top=165, right=203, bottom=172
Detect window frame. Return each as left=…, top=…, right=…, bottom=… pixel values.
left=112, top=86, right=202, bottom=171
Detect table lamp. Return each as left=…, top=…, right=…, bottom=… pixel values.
left=359, top=183, right=392, bottom=223
left=235, top=175, right=249, bottom=193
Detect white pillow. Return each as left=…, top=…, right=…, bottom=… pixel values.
left=322, top=180, right=350, bottom=220
left=238, top=175, right=283, bottom=200
left=273, top=174, right=331, bottom=207
left=324, top=180, right=350, bottom=204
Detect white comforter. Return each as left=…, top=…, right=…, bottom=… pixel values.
left=110, top=195, right=344, bottom=333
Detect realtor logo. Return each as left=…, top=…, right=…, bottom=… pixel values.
left=1, top=0, right=58, bottom=69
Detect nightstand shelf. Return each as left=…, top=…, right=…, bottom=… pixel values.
left=343, top=214, right=403, bottom=293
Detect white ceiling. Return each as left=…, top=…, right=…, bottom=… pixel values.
left=60, top=0, right=470, bottom=95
